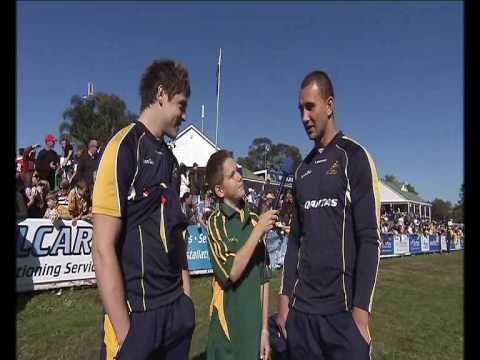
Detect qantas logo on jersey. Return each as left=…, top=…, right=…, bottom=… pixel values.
left=304, top=198, right=338, bottom=209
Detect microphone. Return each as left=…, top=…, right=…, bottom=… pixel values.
left=272, top=157, right=296, bottom=211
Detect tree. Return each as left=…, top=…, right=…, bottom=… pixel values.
left=458, top=183, right=464, bottom=207
left=59, top=92, right=137, bottom=147
left=237, top=138, right=273, bottom=171
left=384, top=174, right=418, bottom=194
left=237, top=137, right=302, bottom=172
left=384, top=174, right=400, bottom=186
left=431, top=198, right=452, bottom=222
left=451, top=205, right=463, bottom=223
left=405, top=184, right=418, bottom=195
left=269, top=143, right=302, bottom=171
left=451, top=183, right=464, bottom=223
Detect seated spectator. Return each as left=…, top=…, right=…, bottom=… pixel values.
left=57, top=179, right=70, bottom=206
left=25, top=171, right=40, bottom=200
left=44, top=191, right=61, bottom=224
left=68, top=179, right=91, bottom=223
left=27, top=180, right=49, bottom=218
left=56, top=179, right=71, bottom=219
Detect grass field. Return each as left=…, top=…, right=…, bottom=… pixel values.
left=16, top=252, right=463, bottom=359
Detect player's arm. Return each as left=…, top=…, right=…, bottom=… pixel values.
left=277, top=196, right=301, bottom=339
left=92, top=214, right=130, bottom=345
left=207, top=209, right=278, bottom=286
left=229, top=209, right=278, bottom=283
left=92, top=131, right=135, bottom=347
left=178, top=229, right=192, bottom=297
left=260, top=281, right=271, bottom=360
left=349, top=147, right=382, bottom=341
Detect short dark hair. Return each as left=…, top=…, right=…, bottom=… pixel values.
left=139, top=59, right=191, bottom=112
left=301, top=71, right=335, bottom=100
left=206, top=150, right=234, bottom=193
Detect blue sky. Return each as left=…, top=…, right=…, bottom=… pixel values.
left=17, top=1, right=463, bottom=203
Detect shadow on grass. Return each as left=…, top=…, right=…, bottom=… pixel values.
left=16, top=292, right=35, bottom=314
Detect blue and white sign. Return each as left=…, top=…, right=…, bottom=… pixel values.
left=269, top=170, right=294, bottom=185
left=440, top=235, right=447, bottom=251
left=420, top=235, right=430, bottom=252
left=409, top=234, right=422, bottom=254
left=16, top=219, right=96, bottom=292
left=394, top=234, right=410, bottom=255
left=186, top=225, right=213, bottom=274
left=429, top=235, right=441, bottom=252
left=381, top=234, right=394, bottom=256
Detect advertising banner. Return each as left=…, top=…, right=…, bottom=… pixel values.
left=381, top=234, right=395, bottom=256
left=186, top=225, right=213, bottom=274
left=394, top=234, right=410, bottom=255
left=16, top=219, right=96, bottom=292
left=409, top=234, right=422, bottom=254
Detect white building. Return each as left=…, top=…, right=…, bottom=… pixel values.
left=171, top=124, right=220, bottom=167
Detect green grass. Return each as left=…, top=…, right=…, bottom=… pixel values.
left=16, top=252, right=463, bottom=359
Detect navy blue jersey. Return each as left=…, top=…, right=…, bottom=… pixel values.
left=281, top=131, right=381, bottom=315
left=93, top=121, right=186, bottom=312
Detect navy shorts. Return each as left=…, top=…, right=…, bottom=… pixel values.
left=100, top=293, right=195, bottom=360
left=286, top=308, right=372, bottom=360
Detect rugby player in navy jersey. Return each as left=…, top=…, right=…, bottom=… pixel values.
left=277, top=71, right=381, bottom=359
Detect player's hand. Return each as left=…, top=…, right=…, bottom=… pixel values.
left=352, top=307, right=371, bottom=344
left=276, top=294, right=289, bottom=340
left=260, top=329, right=270, bottom=359
left=256, top=210, right=279, bottom=235
left=116, top=321, right=130, bottom=349
left=49, top=161, right=57, bottom=169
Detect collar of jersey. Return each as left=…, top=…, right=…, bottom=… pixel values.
left=136, top=120, right=167, bottom=146
left=219, top=202, right=251, bottom=226
left=307, top=130, right=344, bottom=162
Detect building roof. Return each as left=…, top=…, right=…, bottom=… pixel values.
left=241, top=167, right=265, bottom=182
left=382, top=180, right=430, bottom=205
left=171, top=124, right=220, bottom=167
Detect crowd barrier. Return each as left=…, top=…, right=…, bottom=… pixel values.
left=380, top=233, right=464, bottom=257
left=16, top=219, right=464, bottom=292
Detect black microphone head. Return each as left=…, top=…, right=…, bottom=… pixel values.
left=281, top=157, right=296, bottom=175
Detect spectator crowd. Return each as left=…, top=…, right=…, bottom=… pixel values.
left=16, top=134, right=100, bottom=225
left=18, top=136, right=463, bottom=250
left=380, top=208, right=464, bottom=240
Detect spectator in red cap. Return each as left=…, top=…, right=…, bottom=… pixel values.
left=35, top=134, right=60, bottom=190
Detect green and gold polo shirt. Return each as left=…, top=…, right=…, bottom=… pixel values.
left=206, top=202, right=272, bottom=360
